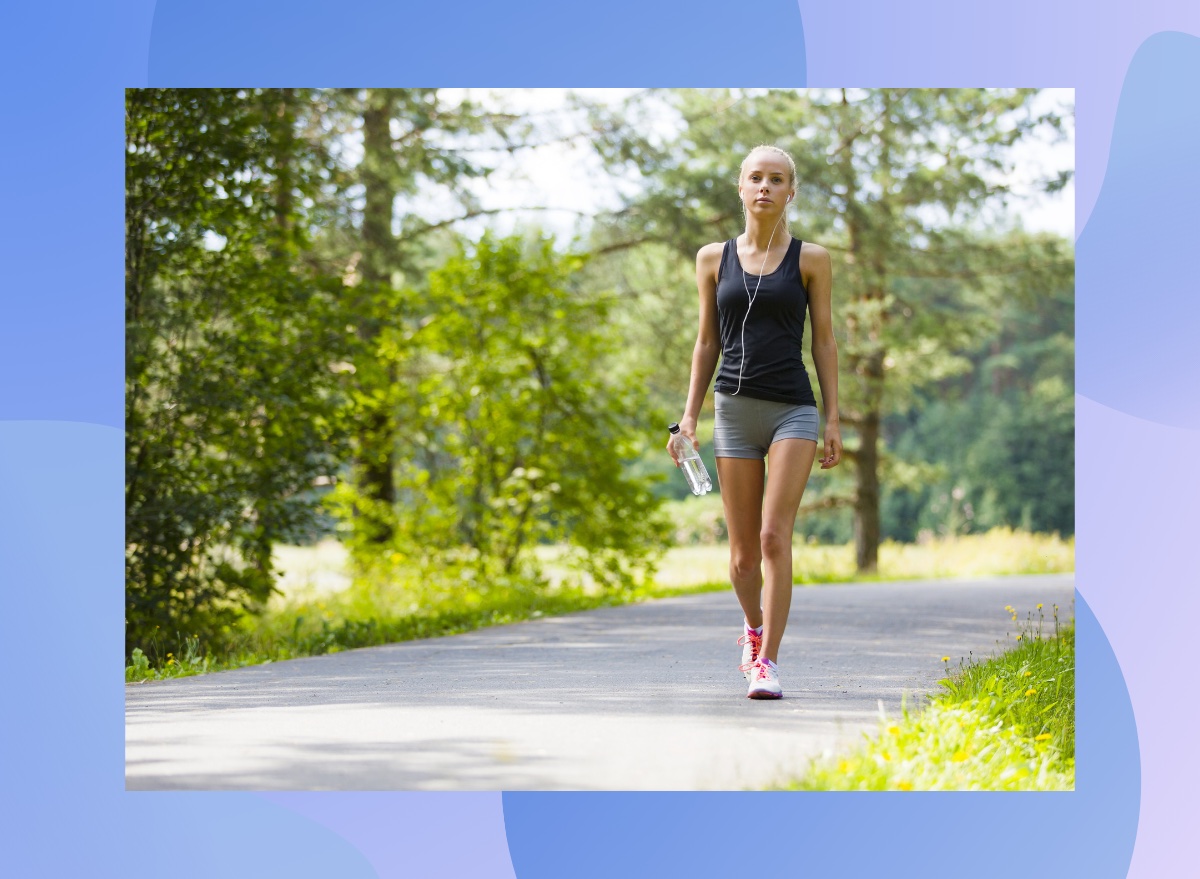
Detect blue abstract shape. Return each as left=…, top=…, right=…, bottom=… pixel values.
left=260, top=792, right=517, bottom=879
left=0, top=422, right=378, bottom=878
left=122, top=794, right=380, bottom=877
left=504, top=592, right=1138, bottom=878
left=0, top=3, right=151, bottom=426
left=147, top=0, right=805, bottom=85
left=1077, top=31, right=1200, bottom=428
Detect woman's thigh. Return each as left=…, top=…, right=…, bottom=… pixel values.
left=762, top=438, right=818, bottom=536
left=715, top=456, right=765, bottom=555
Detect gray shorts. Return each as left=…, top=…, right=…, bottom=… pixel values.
left=713, top=391, right=819, bottom=459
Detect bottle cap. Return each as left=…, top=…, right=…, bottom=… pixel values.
left=668, top=423, right=680, bottom=434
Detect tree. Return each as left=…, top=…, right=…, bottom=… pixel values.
left=125, top=88, right=351, bottom=657
left=329, top=88, right=528, bottom=547
left=330, top=232, right=670, bottom=591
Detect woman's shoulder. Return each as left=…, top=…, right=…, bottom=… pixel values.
left=798, top=240, right=832, bottom=273
left=798, top=239, right=830, bottom=262
left=696, top=240, right=728, bottom=275
left=696, top=239, right=728, bottom=262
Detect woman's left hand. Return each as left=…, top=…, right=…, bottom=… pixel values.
left=819, top=423, right=842, bottom=469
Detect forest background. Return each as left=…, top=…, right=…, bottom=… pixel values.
left=125, top=88, right=1075, bottom=665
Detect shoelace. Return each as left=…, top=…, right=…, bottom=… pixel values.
left=737, top=631, right=763, bottom=657
left=737, top=630, right=762, bottom=674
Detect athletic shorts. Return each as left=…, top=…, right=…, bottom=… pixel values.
left=713, top=391, right=819, bottom=459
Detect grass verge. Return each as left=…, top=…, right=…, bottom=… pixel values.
left=125, top=578, right=708, bottom=683
left=776, top=603, right=1075, bottom=791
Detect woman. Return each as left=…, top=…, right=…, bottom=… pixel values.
left=668, top=144, right=842, bottom=700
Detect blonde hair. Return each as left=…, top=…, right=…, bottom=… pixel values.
left=739, top=145, right=797, bottom=191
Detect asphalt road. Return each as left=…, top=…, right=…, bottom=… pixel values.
left=125, top=573, right=1074, bottom=791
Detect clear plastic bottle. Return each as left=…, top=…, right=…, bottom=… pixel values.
left=668, top=422, right=713, bottom=496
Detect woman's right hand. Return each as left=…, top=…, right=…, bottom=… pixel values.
left=667, top=415, right=699, bottom=467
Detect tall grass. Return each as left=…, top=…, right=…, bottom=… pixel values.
left=778, top=603, right=1075, bottom=791
left=654, top=527, right=1073, bottom=590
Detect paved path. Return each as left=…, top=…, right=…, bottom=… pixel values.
left=125, top=574, right=1073, bottom=790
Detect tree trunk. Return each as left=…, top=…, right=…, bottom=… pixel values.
left=357, top=90, right=398, bottom=541
left=854, top=383, right=882, bottom=574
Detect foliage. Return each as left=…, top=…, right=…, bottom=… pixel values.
left=883, top=234, right=1075, bottom=539
left=125, top=89, right=353, bottom=658
left=333, top=88, right=531, bottom=544
left=939, top=603, right=1075, bottom=760
left=780, top=607, right=1075, bottom=791
left=780, top=697, right=1073, bottom=791
left=329, top=232, right=671, bottom=592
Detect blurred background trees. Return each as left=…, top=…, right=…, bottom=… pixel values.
left=125, top=87, right=1073, bottom=658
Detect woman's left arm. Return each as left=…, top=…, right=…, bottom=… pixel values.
left=803, top=242, right=842, bottom=469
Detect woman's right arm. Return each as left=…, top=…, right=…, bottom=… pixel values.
left=669, top=242, right=723, bottom=465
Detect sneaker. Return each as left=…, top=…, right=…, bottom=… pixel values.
left=747, top=658, right=783, bottom=699
left=737, top=627, right=763, bottom=680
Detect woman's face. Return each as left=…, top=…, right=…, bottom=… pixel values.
left=738, top=151, right=793, bottom=214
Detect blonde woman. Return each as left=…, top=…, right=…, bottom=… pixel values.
left=668, top=145, right=842, bottom=699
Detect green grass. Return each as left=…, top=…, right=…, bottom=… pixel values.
left=126, top=528, right=1074, bottom=683
left=777, top=603, right=1075, bottom=791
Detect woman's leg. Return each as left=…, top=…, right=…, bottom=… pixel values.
left=759, top=438, right=818, bottom=664
left=715, top=456, right=766, bottom=629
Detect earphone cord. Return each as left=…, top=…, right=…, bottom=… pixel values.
left=733, top=210, right=787, bottom=396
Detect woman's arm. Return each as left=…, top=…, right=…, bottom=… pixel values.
left=670, top=242, right=724, bottom=465
left=802, top=242, right=842, bottom=469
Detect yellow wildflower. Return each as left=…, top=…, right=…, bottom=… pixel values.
left=887, top=726, right=900, bottom=735
left=941, top=656, right=950, bottom=662
left=951, top=751, right=968, bottom=763
left=896, top=781, right=914, bottom=791
left=1035, top=733, right=1053, bottom=741
left=1036, top=603, right=1043, bottom=610
left=1025, top=688, right=1037, bottom=696
left=1024, top=671, right=1032, bottom=677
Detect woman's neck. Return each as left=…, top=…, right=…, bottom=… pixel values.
left=742, top=213, right=790, bottom=252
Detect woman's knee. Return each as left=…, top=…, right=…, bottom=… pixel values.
left=729, top=549, right=762, bottom=581
left=760, top=525, right=791, bottom=559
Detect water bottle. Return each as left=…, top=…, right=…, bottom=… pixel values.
left=668, top=423, right=713, bottom=496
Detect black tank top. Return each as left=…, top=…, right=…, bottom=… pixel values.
left=713, top=236, right=817, bottom=406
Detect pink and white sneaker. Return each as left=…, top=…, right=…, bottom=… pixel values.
left=737, top=626, right=763, bottom=680
left=747, top=658, right=783, bottom=699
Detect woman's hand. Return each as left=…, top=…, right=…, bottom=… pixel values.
left=668, top=415, right=699, bottom=467
left=819, top=421, right=842, bottom=469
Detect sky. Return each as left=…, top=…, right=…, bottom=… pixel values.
left=431, top=87, right=1076, bottom=245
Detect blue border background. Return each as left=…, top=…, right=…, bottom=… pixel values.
left=3, top=1, right=1198, bottom=876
